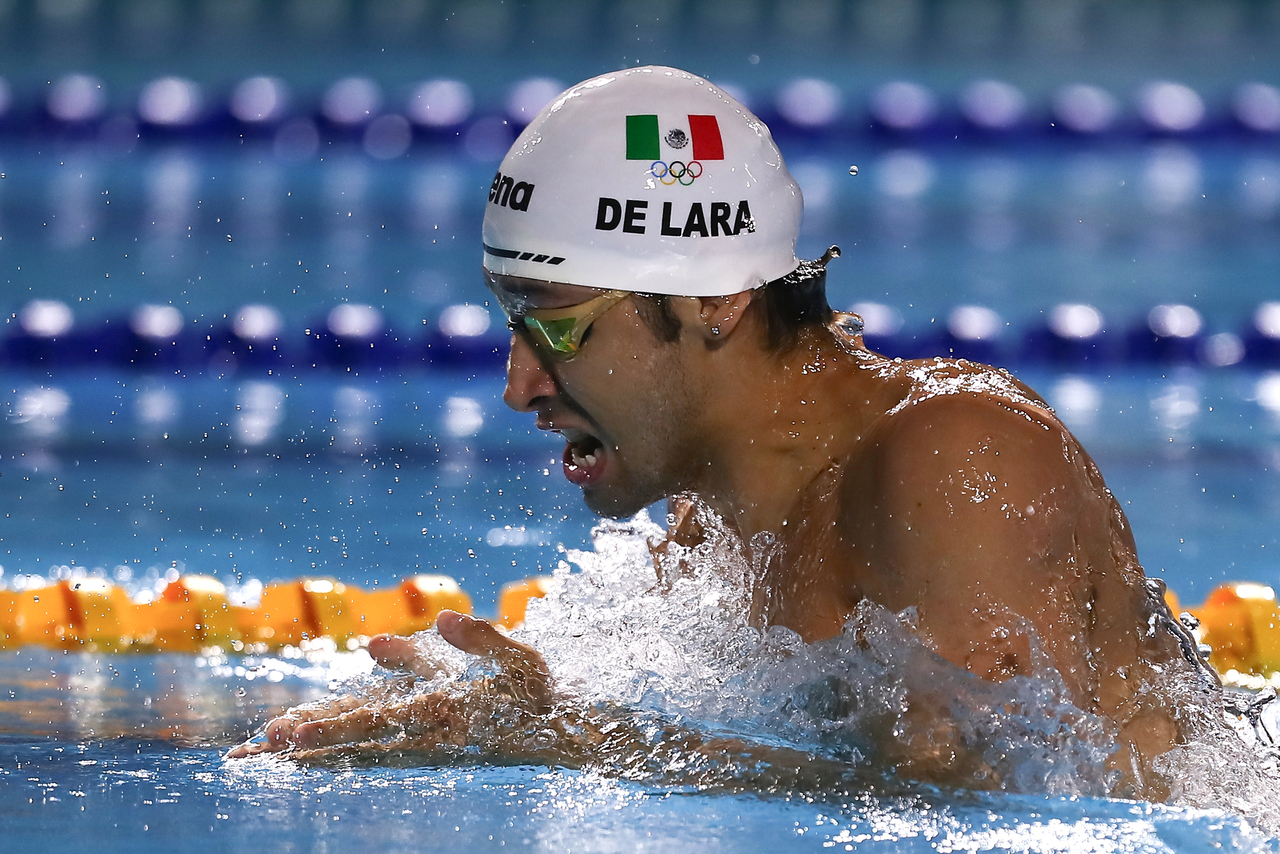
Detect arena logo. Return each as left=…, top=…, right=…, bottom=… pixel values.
left=594, top=197, right=755, bottom=237
left=488, top=172, right=535, bottom=212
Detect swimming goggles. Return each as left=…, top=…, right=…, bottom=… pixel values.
left=499, top=289, right=630, bottom=361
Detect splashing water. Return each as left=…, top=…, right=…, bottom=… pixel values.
left=291, top=506, right=1280, bottom=832
left=1153, top=672, right=1280, bottom=830
left=464, top=508, right=1280, bottom=831
left=505, top=512, right=1114, bottom=794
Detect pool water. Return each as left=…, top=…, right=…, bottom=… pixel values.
left=2, top=134, right=1280, bottom=850
left=1, top=367, right=1276, bottom=608
left=1, top=144, right=1278, bottom=332
left=4, top=742, right=1274, bottom=853
left=0, top=635, right=1276, bottom=853
left=0, top=370, right=593, bottom=610
left=1, top=365, right=1280, bottom=851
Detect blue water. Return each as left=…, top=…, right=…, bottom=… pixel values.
left=1, top=143, right=1277, bottom=333
left=2, top=128, right=1280, bottom=847
left=4, top=745, right=1273, bottom=853
left=1, top=365, right=1279, bottom=850
left=1, top=643, right=1276, bottom=854
left=1, top=367, right=1277, bottom=608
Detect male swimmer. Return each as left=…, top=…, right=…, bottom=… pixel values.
left=231, top=67, right=1217, bottom=798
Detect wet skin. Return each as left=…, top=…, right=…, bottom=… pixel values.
left=232, top=278, right=1216, bottom=798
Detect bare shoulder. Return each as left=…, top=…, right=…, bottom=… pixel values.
left=842, top=358, right=1113, bottom=681
left=866, top=358, right=1078, bottom=480
left=845, top=357, right=1106, bottom=566
left=873, top=356, right=1051, bottom=423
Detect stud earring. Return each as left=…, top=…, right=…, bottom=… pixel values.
left=711, top=326, right=721, bottom=335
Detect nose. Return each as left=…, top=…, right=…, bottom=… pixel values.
left=503, top=332, right=558, bottom=412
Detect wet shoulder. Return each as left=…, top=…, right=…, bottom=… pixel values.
left=863, top=356, right=1073, bottom=464
left=851, top=357, right=1098, bottom=543
left=876, top=356, right=1049, bottom=418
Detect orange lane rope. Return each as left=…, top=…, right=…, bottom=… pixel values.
left=1, top=575, right=1276, bottom=685
left=0, top=574, right=476, bottom=654
left=1164, top=583, right=1280, bottom=688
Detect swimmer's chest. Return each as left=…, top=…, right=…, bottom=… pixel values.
left=766, top=444, right=961, bottom=642
left=764, top=468, right=881, bottom=643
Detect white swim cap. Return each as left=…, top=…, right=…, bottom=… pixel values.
left=482, top=66, right=803, bottom=298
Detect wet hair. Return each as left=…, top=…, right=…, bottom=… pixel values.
left=634, top=247, right=838, bottom=353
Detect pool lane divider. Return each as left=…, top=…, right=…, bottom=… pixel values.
left=0, top=574, right=489, bottom=654
left=1, top=574, right=1277, bottom=685
left=1165, top=583, right=1280, bottom=689
left=5, top=299, right=1280, bottom=373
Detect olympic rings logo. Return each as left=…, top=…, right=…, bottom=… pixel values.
left=650, top=160, right=703, bottom=186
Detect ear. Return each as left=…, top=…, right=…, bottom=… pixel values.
left=670, top=290, right=755, bottom=342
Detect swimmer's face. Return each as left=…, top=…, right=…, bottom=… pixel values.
left=487, top=271, right=701, bottom=517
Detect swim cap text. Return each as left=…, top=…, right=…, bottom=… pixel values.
left=594, top=197, right=755, bottom=237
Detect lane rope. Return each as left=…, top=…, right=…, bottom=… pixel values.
left=2, top=574, right=1276, bottom=687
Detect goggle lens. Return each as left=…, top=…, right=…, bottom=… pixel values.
left=500, top=289, right=629, bottom=362
left=523, top=316, right=580, bottom=356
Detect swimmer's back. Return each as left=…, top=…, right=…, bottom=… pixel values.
left=840, top=354, right=1214, bottom=795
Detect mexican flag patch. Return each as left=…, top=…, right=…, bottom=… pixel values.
left=625, top=114, right=724, bottom=161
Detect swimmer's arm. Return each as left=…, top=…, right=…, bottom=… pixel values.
left=229, top=614, right=852, bottom=789
left=873, top=393, right=1185, bottom=799
left=858, top=394, right=1093, bottom=687
left=228, top=612, right=552, bottom=758
left=841, top=395, right=1113, bottom=785
left=664, top=494, right=706, bottom=548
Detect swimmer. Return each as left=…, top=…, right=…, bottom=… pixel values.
left=231, top=67, right=1218, bottom=798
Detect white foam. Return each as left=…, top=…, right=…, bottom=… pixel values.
left=504, top=508, right=1280, bottom=830
left=517, top=511, right=1115, bottom=796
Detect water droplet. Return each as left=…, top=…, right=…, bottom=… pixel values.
left=848, top=165, right=859, bottom=176
left=236, top=687, right=246, bottom=698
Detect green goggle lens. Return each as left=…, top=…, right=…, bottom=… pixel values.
left=502, top=289, right=629, bottom=362
left=523, top=316, right=579, bottom=356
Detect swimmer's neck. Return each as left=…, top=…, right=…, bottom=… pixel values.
left=689, top=322, right=888, bottom=539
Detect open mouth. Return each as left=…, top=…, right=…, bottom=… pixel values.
left=561, top=431, right=606, bottom=485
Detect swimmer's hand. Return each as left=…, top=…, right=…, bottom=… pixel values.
left=229, top=613, right=860, bottom=790
left=227, top=610, right=553, bottom=758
